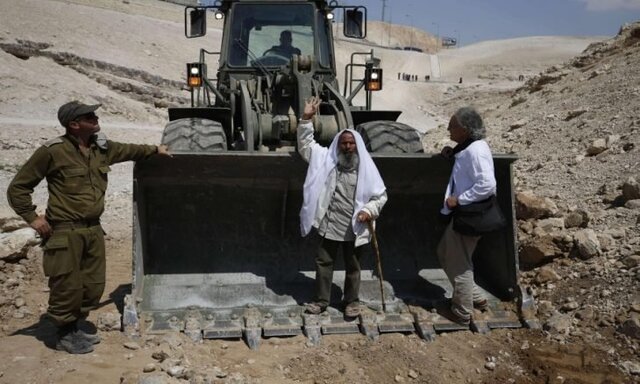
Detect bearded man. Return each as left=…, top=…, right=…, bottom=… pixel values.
left=297, top=96, right=387, bottom=318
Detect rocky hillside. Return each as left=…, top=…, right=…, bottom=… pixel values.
left=497, top=22, right=639, bottom=364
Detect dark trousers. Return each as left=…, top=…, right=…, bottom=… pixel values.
left=43, top=225, right=106, bottom=327
left=314, top=237, right=363, bottom=306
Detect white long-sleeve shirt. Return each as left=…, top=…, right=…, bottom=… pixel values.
left=441, top=140, right=496, bottom=215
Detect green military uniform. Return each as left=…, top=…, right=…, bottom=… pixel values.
left=7, top=133, right=157, bottom=327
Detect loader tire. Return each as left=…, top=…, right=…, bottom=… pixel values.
left=355, top=120, right=423, bottom=153
left=161, top=118, right=227, bottom=152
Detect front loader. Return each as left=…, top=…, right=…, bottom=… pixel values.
left=123, top=0, right=536, bottom=348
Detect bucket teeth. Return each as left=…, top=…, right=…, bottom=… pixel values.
left=244, top=328, right=261, bottom=350
left=302, top=314, right=322, bottom=345
left=138, top=298, right=531, bottom=347
left=304, top=326, right=322, bottom=346
left=184, top=311, right=204, bottom=342
left=359, top=311, right=379, bottom=340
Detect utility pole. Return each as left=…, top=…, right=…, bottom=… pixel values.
left=432, top=22, right=440, bottom=51
left=381, top=0, right=387, bottom=22
left=405, top=14, right=413, bottom=48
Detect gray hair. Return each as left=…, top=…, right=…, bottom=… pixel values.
left=454, top=107, right=486, bottom=140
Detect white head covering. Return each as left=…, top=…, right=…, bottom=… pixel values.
left=300, top=129, right=386, bottom=237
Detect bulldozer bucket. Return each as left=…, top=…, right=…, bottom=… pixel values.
left=126, top=151, right=533, bottom=347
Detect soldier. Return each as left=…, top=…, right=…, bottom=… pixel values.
left=7, top=101, right=171, bottom=354
left=297, top=96, right=387, bottom=317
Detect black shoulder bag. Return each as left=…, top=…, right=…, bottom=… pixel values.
left=452, top=195, right=507, bottom=236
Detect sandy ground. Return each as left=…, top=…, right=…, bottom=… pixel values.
left=1, top=1, right=637, bottom=383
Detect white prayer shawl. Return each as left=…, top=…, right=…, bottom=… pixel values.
left=300, top=129, right=386, bottom=240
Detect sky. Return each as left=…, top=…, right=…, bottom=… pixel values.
left=351, top=0, right=640, bottom=45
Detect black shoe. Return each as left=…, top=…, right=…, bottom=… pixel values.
left=344, top=302, right=361, bottom=318
left=439, top=306, right=470, bottom=326
left=473, top=299, right=489, bottom=311
left=75, top=318, right=101, bottom=344
left=56, top=324, right=94, bottom=354
left=305, top=302, right=327, bottom=315
left=75, top=327, right=101, bottom=345
left=450, top=312, right=471, bottom=326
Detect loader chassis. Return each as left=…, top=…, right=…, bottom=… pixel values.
left=124, top=0, right=534, bottom=348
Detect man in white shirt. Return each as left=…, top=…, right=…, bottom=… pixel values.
left=298, top=97, right=387, bottom=317
left=438, top=107, right=496, bottom=325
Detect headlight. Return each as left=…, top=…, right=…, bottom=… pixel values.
left=187, top=63, right=205, bottom=88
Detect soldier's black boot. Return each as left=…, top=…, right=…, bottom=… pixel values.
left=74, top=320, right=101, bottom=345
left=55, top=323, right=94, bottom=354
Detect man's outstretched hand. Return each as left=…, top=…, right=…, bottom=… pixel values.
left=302, top=96, right=320, bottom=120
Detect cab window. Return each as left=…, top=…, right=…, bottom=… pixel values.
left=228, top=4, right=330, bottom=68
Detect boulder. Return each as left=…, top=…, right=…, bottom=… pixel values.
left=97, top=311, right=121, bottom=331
left=516, top=191, right=558, bottom=220
left=564, top=209, right=589, bottom=228
left=543, top=311, right=572, bottom=334
left=586, top=138, right=607, bottom=156
left=622, top=177, right=640, bottom=201
left=520, top=236, right=562, bottom=265
left=622, top=255, right=640, bottom=268
left=535, top=266, right=562, bottom=284
left=0, top=228, right=39, bottom=262
left=618, top=317, right=640, bottom=340
left=536, top=217, right=565, bottom=232
left=0, top=216, right=27, bottom=232
left=573, top=229, right=601, bottom=259
left=625, top=199, right=640, bottom=209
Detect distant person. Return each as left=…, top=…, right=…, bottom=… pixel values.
left=297, top=96, right=387, bottom=318
left=264, top=30, right=301, bottom=58
left=437, top=107, right=497, bottom=325
left=7, top=101, right=171, bottom=354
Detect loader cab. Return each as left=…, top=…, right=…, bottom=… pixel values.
left=187, top=1, right=367, bottom=71
left=224, top=3, right=333, bottom=68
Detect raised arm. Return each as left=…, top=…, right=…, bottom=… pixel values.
left=297, top=96, right=322, bottom=163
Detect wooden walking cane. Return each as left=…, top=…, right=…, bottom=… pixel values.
left=367, top=220, right=386, bottom=312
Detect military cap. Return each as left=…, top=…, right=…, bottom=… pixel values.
left=57, top=101, right=101, bottom=127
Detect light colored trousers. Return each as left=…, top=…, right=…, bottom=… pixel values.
left=437, top=221, right=487, bottom=320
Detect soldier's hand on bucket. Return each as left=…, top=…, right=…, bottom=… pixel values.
left=156, top=144, right=172, bottom=157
